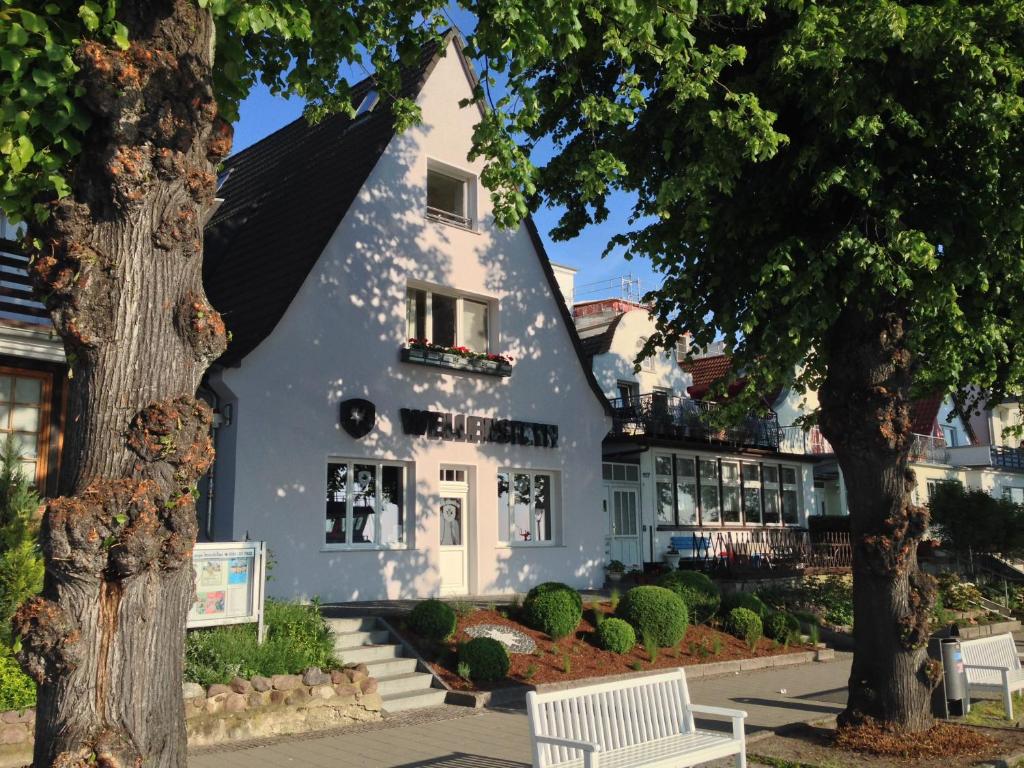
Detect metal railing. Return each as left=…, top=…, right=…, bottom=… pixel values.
left=686, top=529, right=852, bottom=574
left=0, top=240, right=49, bottom=325
left=992, top=446, right=1024, bottom=472
left=909, top=433, right=948, bottom=464
left=608, top=393, right=781, bottom=451
left=425, top=205, right=473, bottom=229
left=778, top=425, right=834, bottom=455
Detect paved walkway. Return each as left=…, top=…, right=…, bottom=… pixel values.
left=188, top=654, right=851, bottom=768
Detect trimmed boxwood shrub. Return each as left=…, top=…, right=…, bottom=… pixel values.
left=616, top=586, right=688, bottom=648
left=765, top=611, right=800, bottom=644
left=657, top=571, right=720, bottom=625
left=459, top=637, right=510, bottom=683
left=410, top=599, right=457, bottom=641
left=597, top=617, right=636, bottom=654
left=720, top=591, right=769, bottom=619
left=727, top=607, right=763, bottom=648
left=523, top=582, right=583, bottom=639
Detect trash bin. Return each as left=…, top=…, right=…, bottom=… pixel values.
left=941, top=637, right=970, bottom=716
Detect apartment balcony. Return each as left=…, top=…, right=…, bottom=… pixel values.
left=945, top=444, right=1024, bottom=473
left=992, top=446, right=1024, bottom=472
left=778, top=425, right=834, bottom=456
left=608, top=393, right=781, bottom=451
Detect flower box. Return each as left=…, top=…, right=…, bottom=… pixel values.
left=400, top=347, right=512, bottom=377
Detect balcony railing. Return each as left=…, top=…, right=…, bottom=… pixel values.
left=608, top=393, right=780, bottom=451
left=0, top=239, right=49, bottom=325
left=909, top=433, right=948, bottom=464
left=992, top=446, right=1024, bottom=472
left=778, top=425, right=833, bottom=456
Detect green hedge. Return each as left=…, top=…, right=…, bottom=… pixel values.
left=0, top=647, right=34, bottom=710
left=657, top=571, right=720, bottom=625
left=459, top=637, right=510, bottom=682
left=523, top=582, right=583, bottom=639
left=720, top=591, right=769, bottom=619
left=726, top=607, right=763, bottom=648
left=616, top=586, right=688, bottom=647
left=185, top=599, right=337, bottom=687
left=410, top=599, right=457, bottom=641
left=765, top=611, right=800, bottom=644
left=597, top=617, right=636, bottom=654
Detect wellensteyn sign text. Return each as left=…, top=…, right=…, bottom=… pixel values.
left=399, top=409, right=558, bottom=448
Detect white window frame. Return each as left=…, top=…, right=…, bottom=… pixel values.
left=498, top=469, right=559, bottom=547
left=779, top=465, right=801, bottom=526
left=425, top=159, right=477, bottom=230
left=638, top=336, right=656, bottom=373
left=1004, top=487, right=1024, bottom=505
left=406, top=284, right=493, bottom=354
left=324, top=459, right=410, bottom=551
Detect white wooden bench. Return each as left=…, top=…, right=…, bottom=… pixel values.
left=961, top=632, right=1024, bottom=719
left=526, top=668, right=748, bottom=768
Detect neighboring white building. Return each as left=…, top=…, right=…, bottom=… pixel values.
left=571, top=296, right=819, bottom=570
left=202, top=35, right=612, bottom=602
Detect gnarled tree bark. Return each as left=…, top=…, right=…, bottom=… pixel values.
left=12, top=1, right=229, bottom=765
left=819, top=305, right=938, bottom=732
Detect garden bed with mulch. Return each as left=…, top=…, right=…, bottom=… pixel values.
left=748, top=719, right=1024, bottom=767
left=398, top=602, right=812, bottom=692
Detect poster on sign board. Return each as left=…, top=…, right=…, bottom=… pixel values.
left=187, top=541, right=267, bottom=642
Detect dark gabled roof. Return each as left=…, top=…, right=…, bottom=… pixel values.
left=202, top=36, right=612, bottom=417
left=203, top=40, right=444, bottom=366
left=578, top=314, right=623, bottom=361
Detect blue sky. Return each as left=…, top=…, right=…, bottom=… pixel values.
left=228, top=28, right=661, bottom=303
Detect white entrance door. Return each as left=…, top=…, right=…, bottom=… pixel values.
left=607, top=486, right=641, bottom=568
left=439, top=483, right=469, bottom=595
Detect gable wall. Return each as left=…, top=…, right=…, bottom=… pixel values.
left=210, top=39, right=610, bottom=601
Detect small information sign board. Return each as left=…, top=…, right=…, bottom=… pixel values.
left=187, top=541, right=268, bottom=642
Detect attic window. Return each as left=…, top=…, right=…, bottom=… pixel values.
left=216, top=167, right=233, bottom=192
left=355, top=90, right=378, bottom=117
left=426, top=163, right=474, bottom=229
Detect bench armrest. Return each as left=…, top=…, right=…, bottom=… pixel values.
left=687, top=704, right=748, bottom=720
left=534, top=736, right=601, bottom=754
left=686, top=703, right=747, bottom=743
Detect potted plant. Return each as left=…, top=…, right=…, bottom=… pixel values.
left=663, top=544, right=681, bottom=571
left=606, top=560, right=626, bottom=584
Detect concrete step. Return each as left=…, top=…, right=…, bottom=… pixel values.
left=381, top=687, right=447, bottom=713
left=325, top=616, right=379, bottom=634
left=376, top=671, right=436, bottom=697
left=364, top=656, right=418, bottom=678
left=333, top=629, right=392, bottom=647
left=339, top=644, right=401, bottom=664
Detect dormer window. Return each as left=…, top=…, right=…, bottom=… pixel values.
left=426, top=161, right=475, bottom=229
left=355, top=89, right=378, bottom=117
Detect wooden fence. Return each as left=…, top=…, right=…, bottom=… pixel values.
left=687, top=529, right=851, bottom=575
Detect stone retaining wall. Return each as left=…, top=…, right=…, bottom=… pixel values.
left=0, top=664, right=382, bottom=766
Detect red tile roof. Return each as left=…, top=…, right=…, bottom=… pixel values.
left=682, top=354, right=735, bottom=397
left=909, top=394, right=944, bottom=437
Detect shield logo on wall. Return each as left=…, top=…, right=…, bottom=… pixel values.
left=339, top=399, right=376, bottom=439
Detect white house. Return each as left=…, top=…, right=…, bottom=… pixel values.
left=571, top=296, right=819, bottom=570
left=201, top=35, right=612, bottom=603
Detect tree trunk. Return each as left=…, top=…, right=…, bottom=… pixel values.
left=819, top=306, right=939, bottom=732
left=12, top=1, right=229, bottom=765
